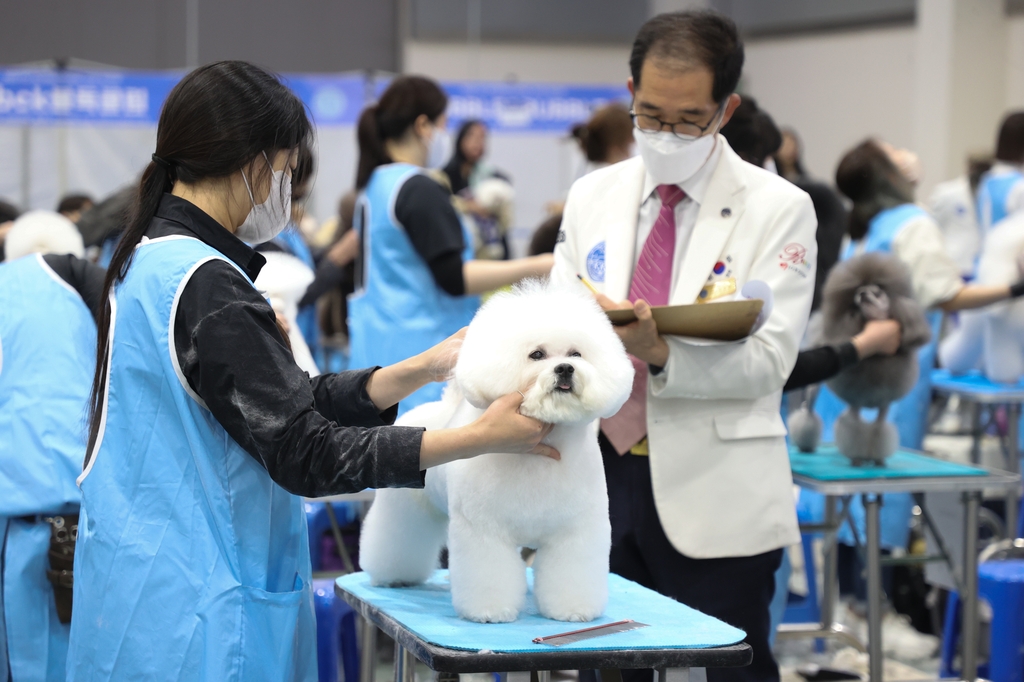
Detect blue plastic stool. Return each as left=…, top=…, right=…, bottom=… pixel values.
left=314, top=578, right=360, bottom=682
left=305, top=502, right=361, bottom=571
left=940, top=560, right=1024, bottom=682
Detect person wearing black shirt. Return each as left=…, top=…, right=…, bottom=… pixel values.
left=350, top=76, right=554, bottom=412
left=69, top=62, right=558, bottom=681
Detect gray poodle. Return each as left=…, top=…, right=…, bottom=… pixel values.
left=818, top=253, right=931, bottom=464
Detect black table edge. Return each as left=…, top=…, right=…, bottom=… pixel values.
left=335, top=581, right=752, bottom=673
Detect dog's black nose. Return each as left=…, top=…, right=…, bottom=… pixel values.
left=554, top=363, right=575, bottom=377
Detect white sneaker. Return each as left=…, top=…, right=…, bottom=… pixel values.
left=880, top=612, right=939, bottom=662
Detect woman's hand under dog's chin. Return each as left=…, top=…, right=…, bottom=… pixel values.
left=418, top=392, right=560, bottom=469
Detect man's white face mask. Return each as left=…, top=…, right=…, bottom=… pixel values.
left=237, top=151, right=291, bottom=244
left=632, top=107, right=724, bottom=186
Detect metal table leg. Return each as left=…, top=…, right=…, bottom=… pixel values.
left=961, top=491, right=981, bottom=682
left=863, top=493, right=883, bottom=682
left=394, top=641, right=416, bottom=682
left=360, top=617, right=378, bottom=682
left=970, top=401, right=983, bottom=465
left=1007, top=403, right=1021, bottom=538
left=820, top=496, right=839, bottom=631
left=655, top=668, right=702, bottom=682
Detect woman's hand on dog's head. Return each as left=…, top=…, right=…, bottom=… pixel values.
left=475, top=392, right=560, bottom=460
left=423, top=327, right=468, bottom=382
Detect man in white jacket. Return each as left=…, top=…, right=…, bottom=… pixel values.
left=551, top=11, right=816, bottom=682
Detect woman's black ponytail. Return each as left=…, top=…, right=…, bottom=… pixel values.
left=87, top=60, right=312, bottom=451
left=835, top=139, right=915, bottom=242
left=354, top=76, right=448, bottom=190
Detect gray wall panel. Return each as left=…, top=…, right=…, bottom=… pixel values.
left=710, top=0, right=915, bottom=36
left=411, top=0, right=647, bottom=42
left=0, top=0, right=397, bottom=72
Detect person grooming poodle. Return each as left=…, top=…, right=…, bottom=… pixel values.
left=359, top=281, right=634, bottom=623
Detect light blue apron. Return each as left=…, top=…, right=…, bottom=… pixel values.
left=67, top=236, right=316, bottom=682
left=976, top=167, right=1024, bottom=232
left=348, top=163, right=479, bottom=413
left=0, top=254, right=95, bottom=682
left=812, top=204, right=941, bottom=549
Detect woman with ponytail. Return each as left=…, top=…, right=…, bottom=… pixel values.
left=350, top=76, right=554, bottom=412
left=69, top=62, right=557, bottom=682
left=807, top=139, right=1024, bottom=560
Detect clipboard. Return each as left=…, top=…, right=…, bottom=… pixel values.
left=605, top=299, right=764, bottom=341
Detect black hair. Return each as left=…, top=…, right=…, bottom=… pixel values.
left=0, top=199, right=19, bottom=224
left=835, top=139, right=915, bottom=241
left=87, top=60, right=312, bottom=447
left=995, top=111, right=1024, bottom=164
left=442, top=119, right=486, bottom=194
left=719, top=96, right=781, bottom=168
left=630, top=10, right=744, bottom=103
left=529, top=213, right=563, bottom=256
left=292, top=138, right=316, bottom=203
left=57, top=193, right=93, bottom=215
left=355, top=76, right=448, bottom=190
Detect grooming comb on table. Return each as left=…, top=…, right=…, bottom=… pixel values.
left=532, top=620, right=650, bottom=647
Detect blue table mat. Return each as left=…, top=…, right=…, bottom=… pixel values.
left=790, top=444, right=988, bottom=481
left=931, top=368, right=1024, bottom=395
left=336, top=570, right=745, bottom=653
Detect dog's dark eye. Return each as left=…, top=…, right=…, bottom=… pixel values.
left=529, top=350, right=546, bottom=361
left=569, top=351, right=582, bottom=358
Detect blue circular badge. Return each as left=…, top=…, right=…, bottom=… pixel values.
left=586, top=241, right=606, bottom=282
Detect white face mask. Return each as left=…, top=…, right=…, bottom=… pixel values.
left=426, top=125, right=452, bottom=169
left=237, top=152, right=291, bottom=244
left=633, top=115, right=722, bottom=186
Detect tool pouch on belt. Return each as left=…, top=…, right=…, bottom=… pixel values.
left=45, top=514, right=77, bottom=624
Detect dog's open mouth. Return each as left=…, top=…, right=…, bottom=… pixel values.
left=554, top=382, right=573, bottom=393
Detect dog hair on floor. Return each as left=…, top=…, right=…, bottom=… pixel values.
left=359, top=280, right=634, bottom=623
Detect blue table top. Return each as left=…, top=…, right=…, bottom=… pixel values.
left=789, top=444, right=989, bottom=481
left=336, top=570, right=746, bottom=654
left=931, top=369, right=1024, bottom=401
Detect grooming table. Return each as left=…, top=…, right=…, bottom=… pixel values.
left=335, top=571, right=751, bottom=682
left=931, top=368, right=1024, bottom=536
left=781, top=444, right=1019, bottom=682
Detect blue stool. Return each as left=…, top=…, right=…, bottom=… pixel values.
left=305, top=502, right=361, bottom=572
left=314, top=578, right=360, bottom=682
left=940, top=560, right=1024, bottom=682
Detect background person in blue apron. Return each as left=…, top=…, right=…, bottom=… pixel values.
left=349, top=75, right=555, bottom=413
left=811, top=139, right=1023, bottom=574
left=68, top=61, right=558, bottom=682
left=0, top=211, right=105, bottom=682
left=976, top=111, right=1024, bottom=233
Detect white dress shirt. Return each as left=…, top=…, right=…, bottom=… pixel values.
left=634, top=140, right=724, bottom=301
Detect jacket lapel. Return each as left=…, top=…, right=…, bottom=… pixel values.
left=671, top=142, right=748, bottom=306
left=599, top=158, right=646, bottom=302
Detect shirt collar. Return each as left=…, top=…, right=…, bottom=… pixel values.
left=152, top=194, right=266, bottom=280
left=641, top=134, right=724, bottom=208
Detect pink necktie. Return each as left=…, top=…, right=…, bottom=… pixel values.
left=601, top=184, right=686, bottom=455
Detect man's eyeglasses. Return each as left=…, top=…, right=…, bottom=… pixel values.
left=629, top=102, right=725, bottom=140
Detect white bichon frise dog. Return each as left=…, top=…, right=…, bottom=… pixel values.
left=359, top=280, right=634, bottom=623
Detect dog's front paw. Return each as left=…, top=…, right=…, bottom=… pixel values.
left=538, top=604, right=603, bottom=623
left=457, top=606, right=519, bottom=623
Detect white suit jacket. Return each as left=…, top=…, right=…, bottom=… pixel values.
left=551, top=138, right=816, bottom=558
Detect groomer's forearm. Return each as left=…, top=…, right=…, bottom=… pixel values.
left=364, top=354, right=433, bottom=412
left=939, top=284, right=1011, bottom=312
left=419, top=426, right=487, bottom=469
left=463, top=256, right=553, bottom=295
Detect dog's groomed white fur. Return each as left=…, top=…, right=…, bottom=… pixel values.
left=359, top=280, right=634, bottom=623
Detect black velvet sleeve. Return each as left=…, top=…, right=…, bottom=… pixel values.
left=173, top=259, right=425, bottom=496
left=42, top=253, right=107, bottom=322
left=783, top=342, right=860, bottom=393
left=394, top=174, right=466, bottom=296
